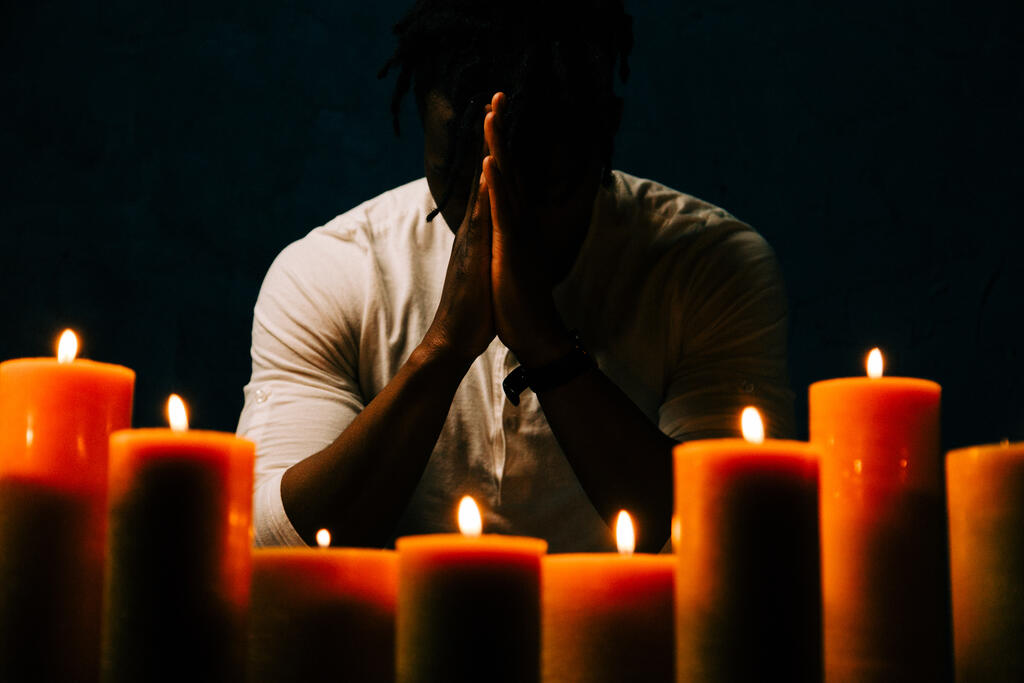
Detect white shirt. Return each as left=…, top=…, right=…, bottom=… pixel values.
left=237, top=171, right=792, bottom=552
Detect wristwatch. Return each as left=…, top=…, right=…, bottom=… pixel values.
left=502, top=332, right=596, bottom=406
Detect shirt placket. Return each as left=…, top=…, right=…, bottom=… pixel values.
left=490, top=343, right=510, bottom=503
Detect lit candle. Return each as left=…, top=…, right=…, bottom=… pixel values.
left=0, top=330, right=134, bottom=683
left=810, top=349, right=950, bottom=681
left=541, top=511, right=674, bottom=683
left=673, top=407, right=821, bottom=682
left=102, top=395, right=254, bottom=683
left=946, top=440, right=1024, bottom=681
left=396, top=496, right=547, bottom=683
left=249, top=528, right=398, bottom=683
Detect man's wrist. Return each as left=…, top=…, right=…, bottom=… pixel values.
left=512, top=331, right=576, bottom=369
left=503, top=331, right=596, bottom=406
left=410, top=338, right=477, bottom=378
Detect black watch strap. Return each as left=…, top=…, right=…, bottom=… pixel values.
left=502, top=332, right=596, bottom=406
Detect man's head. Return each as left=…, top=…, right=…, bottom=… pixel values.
left=380, top=0, right=633, bottom=235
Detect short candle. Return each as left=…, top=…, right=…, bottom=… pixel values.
left=249, top=528, right=398, bottom=683
left=102, top=395, right=254, bottom=683
left=396, top=496, right=547, bottom=683
left=541, top=511, right=674, bottom=683
left=673, top=407, right=821, bottom=682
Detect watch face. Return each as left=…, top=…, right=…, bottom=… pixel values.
left=502, top=366, right=529, bottom=406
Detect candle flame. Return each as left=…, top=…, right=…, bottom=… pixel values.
left=56, top=329, right=78, bottom=364
left=741, top=406, right=765, bottom=444
left=616, top=510, right=635, bottom=557
left=316, top=528, right=331, bottom=548
left=167, top=394, right=189, bottom=432
left=458, top=496, right=482, bottom=538
left=867, top=348, right=884, bottom=379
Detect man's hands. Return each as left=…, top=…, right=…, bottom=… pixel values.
left=483, top=92, right=573, bottom=367
left=423, top=169, right=496, bottom=366
left=424, top=91, right=572, bottom=371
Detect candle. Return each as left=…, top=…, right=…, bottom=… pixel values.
left=810, top=349, right=950, bottom=681
left=946, top=441, right=1024, bottom=681
left=673, top=407, right=821, bottom=682
left=542, top=511, right=674, bottom=683
left=396, top=496, right=547, bottom=683
left=249, top=528, right=398, bottom=683
left=0, top=330, right=134, bottom=683
left=102, top=395, right=254, bottom=683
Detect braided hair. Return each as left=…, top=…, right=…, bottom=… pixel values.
left=379, top=0, right=633, bottom=220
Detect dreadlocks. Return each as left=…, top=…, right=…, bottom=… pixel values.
left=379, top=0, right=633, bottom=220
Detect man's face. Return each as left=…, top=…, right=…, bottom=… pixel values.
left=421, top=90, right=604, bottom=281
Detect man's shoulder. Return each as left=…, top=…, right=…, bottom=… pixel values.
left=274, top=177, right=440, bottom=270
left=609, top=171, right=750, bottom=238
left=602, top=171, right=768, bottom=267
left=315, top=177, right=437, bottom=243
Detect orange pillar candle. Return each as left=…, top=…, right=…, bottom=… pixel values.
left=810, top=349, right=950, bottom=682
left=0, top=330, right=134, bottom=683
left=946, top=441, right=1024, bottom=681
left=542, top=511, right=674, bottom=683
left=674, top=407, right=821, bottom=682
left=102, top=395, right=254, bottom=683
left=397, top=496, right=547, bottom=683
left=249, top=528, right=398, bottom=683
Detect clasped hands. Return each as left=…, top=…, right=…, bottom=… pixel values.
left=426, top=92, right=574, bottom=370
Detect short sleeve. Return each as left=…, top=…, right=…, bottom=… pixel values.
left=658, top=222, right=794, bottom=441
left=236, top=231, right=369, bottom=546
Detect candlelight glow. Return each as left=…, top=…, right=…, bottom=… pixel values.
left=56, top=329, right=78, bottom=364
left=316, top=528, right=331, bottom=548
left=741, top=406, right=765, bottom=444
left=867, top=348, right=884, bottom=379
left=167, top=394, right=189, bottom=432
left=458, top=496, right=482, bottom=538
left=616, top=510, right=635, bottom=557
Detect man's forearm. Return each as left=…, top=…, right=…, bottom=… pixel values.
left=280, top=342, right=472, bottom=547
left=535, top=365, right=677, bottom=553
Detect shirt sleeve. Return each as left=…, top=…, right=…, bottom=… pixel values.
left=236, top=230, right=369, bottom=546
left=658, top=219, right=795, bottom=441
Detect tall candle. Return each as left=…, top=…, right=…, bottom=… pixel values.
left=0, top=330, right=134, bottom=683
left=396, top=496, right=547, bottom=683
left=102, top=395, right=254, bottom=683
left=946, top=441, right=1024, bottom=681
left=542, top=511, right=674, bottom=683
left=249, top=529, right=398, bottom=683
left=673, top=407, right=821, bottom=682
left=810, top=349, right=950, bottom=682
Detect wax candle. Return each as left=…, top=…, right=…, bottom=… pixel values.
left=810, top=349, right=950, bottom=682
left=0, top=330, right=134, bottom=683
left=249, top=528, right=398, bottom=683
left=947, top=441, right=1024, bottom=681
left=674, top=407, right=821, bottom=682
left=542, top=511, right=674, bottom=683
left=396, top=496, right=547, bottom=683
left=102, top=395, right=254, bottom=683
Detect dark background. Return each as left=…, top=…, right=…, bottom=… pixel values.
left=1, top=0, right=1021, bottom=449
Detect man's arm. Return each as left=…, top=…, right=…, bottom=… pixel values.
left=278, top=172, right=496, bottom=547
left=528, top=226, right=792, bottom=554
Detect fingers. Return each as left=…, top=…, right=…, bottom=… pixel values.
left=460, top=165, right=488, bottom=229
left=471, top=170, right=491, bottom=231
left=484, top=92, right=510, bottom=175
left=483, top=156, right=510, bottom=238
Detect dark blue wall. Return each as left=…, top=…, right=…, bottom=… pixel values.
left=2, top=1, right=1021, bottom=449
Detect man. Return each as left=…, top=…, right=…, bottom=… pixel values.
left=237, top=0, right=792, bottom=553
